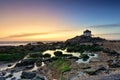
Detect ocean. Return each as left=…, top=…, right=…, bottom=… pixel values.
left=0, top=41, right=57, bottom=46
left=0, top=41, right=34, bottom=46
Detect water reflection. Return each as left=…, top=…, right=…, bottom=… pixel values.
left=4, top=71, right=22, bottom=80
left=0, top=54, right=29, bottom=71
left=76, top=52, right=98, bottom=63
left=43, top=49, right=98, bottom=64
left=43, top=49, right=80, bottom=57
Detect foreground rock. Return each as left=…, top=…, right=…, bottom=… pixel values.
left=15, top=59, right=36, bottom=67
left=108, top=60, right=120, bottom=68
left=35, top=76, right=45, bottom=80
left=100, top=74, right=120, bottom=80
left=6, top=73, right=13, bottom=78
left=0, top=71, right=6, bottom=76
left=11, top=77, right=16, bottom=80
left=25, top=65, right=34, bottom=69
left=0, top=77, right=5, bottom=80
left=21, top=71, right=36, bottom=79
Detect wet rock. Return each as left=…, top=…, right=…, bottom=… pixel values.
left=6, top=73, right=13, bottom=78
left=35, top=76, right=45, bottom=80
left=25, top=65, right=34, bottom=69
left=0, top=77, right=6, bottom=80
left=100, top=74, right=120, bottom=80
left=15, top=59, right=36, bottom=67
left=36, top=60, right=42, bottom=67
left=0, top=71, right=6, bottom=76
left=8, top=64, right=12, bottom=67
left=10, top=70, right=16, bottom=73
left=97, top=66, right=106, bottom=71
left=68, top=56, right=79, bottom=60
left=11, top=77, right=16, bottom=80
left=21, top=71, right=36, bottom=79
left=108, top=60, right=120, bottom=68
left=82, top=66, right=91, bottom=69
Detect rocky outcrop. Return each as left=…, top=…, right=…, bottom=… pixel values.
left=65, top=35, right=106, bottom=46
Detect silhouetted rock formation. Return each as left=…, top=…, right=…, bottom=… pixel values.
left=65, top=35, right=106, bottom=46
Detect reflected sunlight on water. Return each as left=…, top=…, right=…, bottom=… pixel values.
left=43, top=49, right=80, bottom=57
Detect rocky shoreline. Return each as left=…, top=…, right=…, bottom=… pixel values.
left=0, top=35, right=120, bottom=80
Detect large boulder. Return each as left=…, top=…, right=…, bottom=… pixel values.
left=21, top=72, right=36, bottom=79
left=15, top=59, right=36, bottom=67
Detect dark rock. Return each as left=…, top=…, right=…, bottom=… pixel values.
left=11, top=77, right=16, bottom=80
left=97, top=67, right=106, bottom=71
left=15, top=59, right=36, bottom=67
left=108, top=60, right=120, bottom=68
left=100, top=74, right=120, bottom=80
left=36, top=60, right=42, bottom=67
left=29, top=53, right=43, bottom=58
left=84, top=68, right=97, bottom=75
left=0, top=71, right=6, bottom=76
left=6, top=73, right=13, bottom=78
left=10, top=70, right=16, bottom=73
left=96, top=66, right=107, bottom=73
left=65, top=35, right=106, bottom=46
left=25, top=65, right=34, bottom=69
left=8, top=64, right=12, bottom=67
left=0, top=77, right=6, bottom=80
left=21, top=72, right=36, bottom=79
left=82, top=66, right=91, bottom=69
left=35, top=76, right=45, bottom=80
left=68, top=56, right=79, bottom=60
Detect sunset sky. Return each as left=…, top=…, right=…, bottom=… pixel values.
left=0, top=0, right=120, bottom=41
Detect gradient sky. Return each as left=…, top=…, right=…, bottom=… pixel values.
left=0, top=0, right=120, bottom=41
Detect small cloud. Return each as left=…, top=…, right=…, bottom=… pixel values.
left=90, top=24, right=120, bottom=28
left=0, top=30, right=71, bottom=39
left=97, top=33, right=120, bottom=35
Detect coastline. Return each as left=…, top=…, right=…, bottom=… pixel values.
left=0, top=41, right=64, bottom=46
left=0, top=37, right=120, bottom=79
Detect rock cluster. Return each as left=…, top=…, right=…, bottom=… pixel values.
left=65, top=35, right=106, bottom=46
